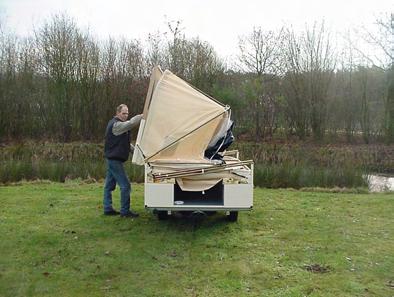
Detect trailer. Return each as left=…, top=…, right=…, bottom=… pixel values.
left=132, top=67, right=253, bottom=221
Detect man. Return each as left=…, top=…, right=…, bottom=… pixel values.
left=103, top=104, right=142, bottom=218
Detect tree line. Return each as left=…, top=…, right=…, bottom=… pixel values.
left=0, top=13, right=392, bottom=143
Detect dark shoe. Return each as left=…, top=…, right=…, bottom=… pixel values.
left=120, top=211, right=139, bottom=218
left=104, top=209, right=120, bottom=216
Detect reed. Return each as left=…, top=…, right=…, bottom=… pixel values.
left=0, top=141, right=391, bottom=188
left=253, top=164, right=366, bottom=189
left=0, top=160, right=144, bottom=184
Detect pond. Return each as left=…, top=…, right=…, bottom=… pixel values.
left=366, top=175, right=394, bottom=192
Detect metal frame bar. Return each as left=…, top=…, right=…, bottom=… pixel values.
left=152, top=160, right=253, bottom=180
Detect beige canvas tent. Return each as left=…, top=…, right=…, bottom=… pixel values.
left=132, top=66, right=253, bottom=221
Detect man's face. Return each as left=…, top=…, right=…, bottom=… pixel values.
left=117, top=106, right=129, bottom=122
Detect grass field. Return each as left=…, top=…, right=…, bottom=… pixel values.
left=0, top=182, right=393, bottom=297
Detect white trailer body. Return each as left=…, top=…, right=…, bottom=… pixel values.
left=144, top=162, right=254, bottom=212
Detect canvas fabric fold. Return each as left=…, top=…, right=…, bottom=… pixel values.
left=137, top=69, right=228, bottom=163
left=133, top=67, right=245, bottom=191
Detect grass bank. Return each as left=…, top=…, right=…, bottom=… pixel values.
left=0, top=182, right=393, bottom=296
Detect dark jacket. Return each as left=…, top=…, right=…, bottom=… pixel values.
left=104, top=117, right=131, bottom=162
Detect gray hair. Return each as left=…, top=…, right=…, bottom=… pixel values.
left=116, top=104, right=128, bottom=113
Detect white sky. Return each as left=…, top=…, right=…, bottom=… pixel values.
left=0, top=0, right=392, bottom=60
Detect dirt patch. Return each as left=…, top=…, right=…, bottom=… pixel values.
left=304, top=264, right=331, bottom=273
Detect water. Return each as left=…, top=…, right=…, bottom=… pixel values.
left=366, top=175, right=394, bottom=192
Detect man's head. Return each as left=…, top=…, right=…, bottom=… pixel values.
left=116, top=104, right=129, bottom=122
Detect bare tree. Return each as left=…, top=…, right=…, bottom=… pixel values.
left=100, top=37, right=119, bottom=125
left=238, top=27, right=283, bottom=76
left=165, top=19, right=187, bottom=77
left=163, top=20, right=223, bottom=92
left=75, top=32, right=100, bottom=139
left=356, top=13, right=393, bottom=143
left=335, top=31, right=360, bottom=141
left=35, top=14, right=80, bottom=141
left=238, top=27, right=284, bottom=140
left=117, top=38, right=146, bottom=116
left=0, top=32, right=18, bottom=140
left=146, top=31, right=165, bottom=70
left=283, top=22, right=336, bottom=140
left=187, top=38, right=224, bottom=91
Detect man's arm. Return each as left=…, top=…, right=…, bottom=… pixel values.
left=112, top=114, right=143, bottom=136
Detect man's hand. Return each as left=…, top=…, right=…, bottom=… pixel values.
left=134, top=114, right=143, bottom=122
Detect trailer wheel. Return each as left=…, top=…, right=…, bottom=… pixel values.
left=157, top=211, right=168, bottom=220
left=226, top=211, right=238, bottom=222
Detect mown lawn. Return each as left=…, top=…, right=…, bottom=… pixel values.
left=0, top=182, right=393, bottom=297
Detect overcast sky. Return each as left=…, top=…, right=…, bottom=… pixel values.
left=0, top=0, right=392, bottom=59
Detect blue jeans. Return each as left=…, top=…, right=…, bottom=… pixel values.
left=103, top=159, right=131, bottom=215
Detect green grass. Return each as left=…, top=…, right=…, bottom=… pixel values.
left=0, top=182, right=393, bottom=297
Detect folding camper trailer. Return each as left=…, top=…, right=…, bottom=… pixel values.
left=132, top=67, right=253, bottom=221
